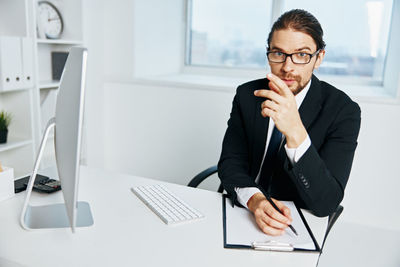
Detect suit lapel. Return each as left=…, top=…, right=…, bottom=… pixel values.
left=252, top=82, right=270, bottom=176
left=298, top=74, right=322, bottom=130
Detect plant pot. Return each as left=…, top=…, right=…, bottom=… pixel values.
left=0, top=129, right=8, bottom=144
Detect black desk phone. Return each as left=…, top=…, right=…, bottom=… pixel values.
left=14, top=174, right=61, bottom=194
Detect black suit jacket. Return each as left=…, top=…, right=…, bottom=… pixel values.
left=218, top=75, right=361, bottom=217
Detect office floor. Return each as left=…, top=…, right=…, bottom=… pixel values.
left=318, top=221, right=400, bottom=267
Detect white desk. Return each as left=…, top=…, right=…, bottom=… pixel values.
left=0, top=167, right=328, bottom=267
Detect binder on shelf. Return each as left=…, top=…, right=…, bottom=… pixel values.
left=21, top=38, right=34, bottom=88
left=0, top=37, right=22, bottom=91
left=222, top=195, right=322, bottom=252
left=0, top=36, right=34, bottom=92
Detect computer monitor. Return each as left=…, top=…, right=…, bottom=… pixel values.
left=20, top=47, right=94, bottom=232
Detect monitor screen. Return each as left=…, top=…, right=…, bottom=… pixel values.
left=55, top=46, right=89, bottom=231
left=20, top=47, right=93, bottom=232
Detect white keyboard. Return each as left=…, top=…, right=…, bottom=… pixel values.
left=131, top=184, right=204, bottom=225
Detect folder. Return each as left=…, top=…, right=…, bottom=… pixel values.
left=21, top=38, right=34, bottom=88
left=222, top=195, right=322, bottom=252
left=0, top=37, right=34, bottom=91
left=0, top=37, right=22, bottom=91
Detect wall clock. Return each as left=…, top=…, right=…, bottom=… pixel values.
left=37, top=1, right=64, bottom=39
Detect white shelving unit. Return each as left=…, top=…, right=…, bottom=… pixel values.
left=0, top=139, right=33, bottom=153
left=39, top=80, right=60, bottom=89
left=0, top=0, right=84, bottom=177
left=36, top=39, right=83, bottom=45
left=34, top=0, right=85, bottom=169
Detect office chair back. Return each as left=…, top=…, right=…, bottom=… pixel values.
left=187, top=165, right=223, bottom=193
left=322, top=205, right=343, bottom=249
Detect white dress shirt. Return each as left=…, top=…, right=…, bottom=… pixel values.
left=235, top=80, right=312, bottom=208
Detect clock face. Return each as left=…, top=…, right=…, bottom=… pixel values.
left=37, top=1, right=64, bottom=39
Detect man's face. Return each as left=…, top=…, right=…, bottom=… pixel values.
left=268, top=28, right=325, bottom=95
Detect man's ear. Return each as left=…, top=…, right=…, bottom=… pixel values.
left=314, top=50, right=325, bottom=70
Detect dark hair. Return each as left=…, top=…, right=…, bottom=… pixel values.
left=267, top=9, right=326, bottom=51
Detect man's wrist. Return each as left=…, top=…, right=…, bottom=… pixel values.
left=285, top=125, right=307, bottom=148
left=247, top=192, right=266, bottom=212
left=285, top=134, right=311, bottom=164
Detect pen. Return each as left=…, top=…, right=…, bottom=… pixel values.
left=265, top=195, right=298, bottom=236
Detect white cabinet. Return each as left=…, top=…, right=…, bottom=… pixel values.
left=0, top=0, right=84, bottom=177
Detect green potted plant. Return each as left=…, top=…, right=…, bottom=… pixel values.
left=0, top=110, right=12, bottom=144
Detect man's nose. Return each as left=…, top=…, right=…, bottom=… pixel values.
left=282, top=56, right=295, bottom=72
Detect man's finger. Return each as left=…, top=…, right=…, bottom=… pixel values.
left=264, top=204, right=292, bottom=225
left=268, top=80, right=284, bottom=95
left=267, top=73, right=292, bottom=96
left=271, top=198, right=293, bottom=222
left=261, top=106, right=275, bottom=118
left=260, top=212, right=289, bottom=230
left=256, top=219, right=285, bottom=236
left=261, top=100, right=279, bottom=112
left=254, top=89, right=284, bottom=104
left=283, top=208, right=292, bottom=222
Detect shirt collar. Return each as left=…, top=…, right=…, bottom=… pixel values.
left=295, top=78, right=311, bottom=109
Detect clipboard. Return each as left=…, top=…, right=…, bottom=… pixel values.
left=222, top=195, right=321, bottom=252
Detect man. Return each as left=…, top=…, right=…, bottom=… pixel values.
left=218, top=9, right=361, bottom=236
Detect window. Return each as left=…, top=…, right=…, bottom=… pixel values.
left=187, top=0, right=272, bottom=69
left=281, top=0, right=393, bottom=83
left=186, top=0, right=394, bottom=86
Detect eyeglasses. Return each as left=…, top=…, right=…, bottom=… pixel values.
left=266, top=49, right=321, bottom=64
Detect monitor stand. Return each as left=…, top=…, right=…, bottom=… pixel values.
left=23, top=202, right=93, bottom=229
left=20, top=118, right=94, bottom=232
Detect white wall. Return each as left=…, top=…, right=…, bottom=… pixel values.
left=103, top=82, right=232, bottom=186
left=83, top=0, right=400, bottom=231
left=341, top=101, right=400, bottom=231
left=82, top=0, right=184, bottom=168
left=82, top=0, right=105, bottom=168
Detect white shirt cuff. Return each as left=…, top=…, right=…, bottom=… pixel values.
left=284, top=135, right=311, bottom=165
left=235, top=187, right=262, bottom=208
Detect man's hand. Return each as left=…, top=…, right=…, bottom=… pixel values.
left=254, top=73, right=307, bottom=148
left=247, top=192, right=292, bottom=236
